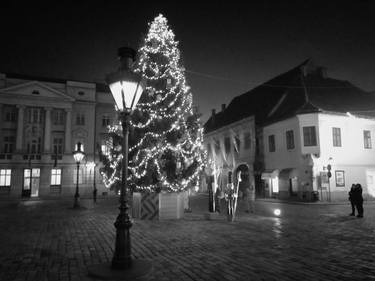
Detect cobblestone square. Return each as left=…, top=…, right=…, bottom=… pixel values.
left=0, top=195, right=374, bottom=281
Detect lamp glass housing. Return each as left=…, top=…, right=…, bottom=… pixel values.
left=73, top=143, right=85, bottom=163
left=108, top=72, right=145, bottom=112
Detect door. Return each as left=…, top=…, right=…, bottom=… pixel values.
left=366, top=170, right=375, bottom=197
left=23, top=168, right=40, bottom=197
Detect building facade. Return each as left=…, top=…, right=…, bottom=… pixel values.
left=204, top=60, right=375, bottom=201
left=0, top=73, right=117, bottom=198
left=204, top=107, right=256, bottom=194
left=263, top=112, right=375, bottom=201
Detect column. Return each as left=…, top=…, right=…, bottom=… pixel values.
left=64, top=108, right=72, bottom=154
left=16, top=105, right=25, bottom=152
left=44, top=107, right=52, bottom=153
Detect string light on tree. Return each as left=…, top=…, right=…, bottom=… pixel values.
left=100, top=14, right=206, bottom=193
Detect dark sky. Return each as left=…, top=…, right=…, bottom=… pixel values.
left=1, top=1, right=375, bottom=122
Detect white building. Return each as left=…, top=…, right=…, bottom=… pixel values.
left=0, top=73, right=118, bottom=198
left=263, top=112, right=375, bottom=201
left=204, top=59, right=375, bottom=201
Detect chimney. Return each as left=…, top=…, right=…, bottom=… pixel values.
left=317, top=67, right=327, bottom=78
left=221, top=104, right=226, bottom=111
left=211, top=109, right=216, bottom=125
left=117, top=46, right=136, bottom=70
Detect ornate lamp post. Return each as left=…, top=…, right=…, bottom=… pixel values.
left=326, top=157, right=333, bottom=202
left=73, top=142, right=85, bottom=208
left=88, top=47, right=152, bottom=280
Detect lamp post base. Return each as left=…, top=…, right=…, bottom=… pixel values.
left=88, top=259, right=153, bottom=280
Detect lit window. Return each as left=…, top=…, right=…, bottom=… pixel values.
left=332, top=127, right=342, bottom=147
left=303, top=126, right=317, bottom=146
left=286, top=130, right=295, bottom=150
left=51, top=169, right=62, bottom=185
left=269, top=135, right=275, bottom=152
left=364, top=130, right=372, bottom=149
left=0, top=169, right=11, bottom=187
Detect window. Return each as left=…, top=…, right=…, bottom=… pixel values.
left=27, top=137, right=42, bottom=155
left=268, top=135, right=275, bottom=152
left=364, top=130, right=372, bottom=149
left=51, top=169, right=62, bottom=185
left=224, top=137, right=231, bottom=154
left=76, top=113, right=85, bottom=126
left=332, top=127, right=342, bottom=147
left=3, top=105, right=17, bottom=122
left=53, top=137, right=64, bottom=156
left=244, top=132, right=251, bottom=149
left=3, top=136, right=15, bottom=154
left=303, top=126, right=317, bottom=146
left=286, top=130, right=295, bottom=150
left=0, top=169, right=11, bottom=187
left=27, top=108, right=42, bottom=123
left=102, top=114, right=110, bottom=127
left=52, top=109, right=64, bottom=125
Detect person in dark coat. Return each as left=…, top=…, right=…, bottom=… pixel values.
left=348, top=184, right=356, bottom=216
left=354, top=183, right=364, bottom=218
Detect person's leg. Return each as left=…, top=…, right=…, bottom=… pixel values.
left=358, top=201, right=364, bottom=217
left=350, top=200, right=355, bottom=215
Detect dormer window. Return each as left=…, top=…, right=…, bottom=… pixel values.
left=32, top=90, right=40, bottom=95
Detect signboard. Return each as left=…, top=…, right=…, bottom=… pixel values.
left=335, top=170, right=345, bottom=187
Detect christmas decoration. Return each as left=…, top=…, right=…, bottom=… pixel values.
left=100, top=14, right=206, bottom=193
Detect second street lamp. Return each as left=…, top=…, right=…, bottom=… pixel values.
left=88, top=47, right=152, bottom=280
left=73, top=142, right=85, bottom=208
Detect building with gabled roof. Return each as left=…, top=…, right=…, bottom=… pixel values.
left=204, top=59, right=375, bottom=201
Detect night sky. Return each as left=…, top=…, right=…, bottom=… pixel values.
left=1, top=1, right=374, bottom=122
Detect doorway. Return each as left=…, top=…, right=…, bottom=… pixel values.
left=23, top=168, right=40, bottom=197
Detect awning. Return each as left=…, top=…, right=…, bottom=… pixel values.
left=261, top=169, right=279, bottom=179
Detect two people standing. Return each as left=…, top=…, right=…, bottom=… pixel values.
left=349, top=183, right=364, bottom=218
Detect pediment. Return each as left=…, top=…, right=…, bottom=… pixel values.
left=0, top=81, right=74, bottom=101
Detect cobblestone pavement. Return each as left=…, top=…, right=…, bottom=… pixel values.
left=0, top=195, right=375, bottom=281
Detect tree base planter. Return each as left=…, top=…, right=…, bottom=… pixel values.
left=132, top=192, right=186, bottom=220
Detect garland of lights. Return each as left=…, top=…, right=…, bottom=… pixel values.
left=100, top=14, right=206, bottom=192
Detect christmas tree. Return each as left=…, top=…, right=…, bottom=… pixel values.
left=100, top=14, right=205, bottom=193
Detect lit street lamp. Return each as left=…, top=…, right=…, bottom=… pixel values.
left=88, top=47, right=152, bottom=280
left=73, top=142, right=85, bottom=208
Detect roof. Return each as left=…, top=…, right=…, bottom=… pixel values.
left=204, top=59, right=375, bottom=133
left=2, top=72, right=110, bottom=93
